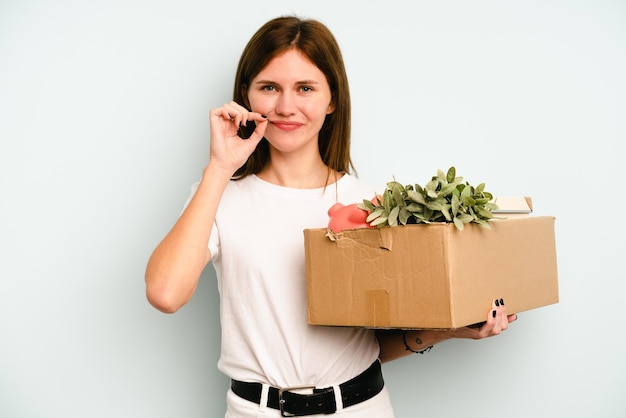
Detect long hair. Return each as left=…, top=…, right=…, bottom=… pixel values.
left=232, top=16, right=355, bottom=179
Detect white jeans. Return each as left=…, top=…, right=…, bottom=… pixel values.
left=225, top=384, right=395, bottom=418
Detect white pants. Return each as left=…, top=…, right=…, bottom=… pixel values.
left=225, top=385, right=395, bottom=418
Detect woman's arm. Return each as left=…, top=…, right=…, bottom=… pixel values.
left=376, top=299, right=517, bottom=363
left=144, top=165, right=232, bottom=313
left=145, top=103, right=267, bottom=313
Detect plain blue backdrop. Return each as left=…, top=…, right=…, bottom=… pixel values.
left=1, top=1, right=624, bottom=417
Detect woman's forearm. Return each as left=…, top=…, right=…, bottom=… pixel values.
left=376, top=301, right=517, bottom=362
left=376, top=329, right=454, bottom=363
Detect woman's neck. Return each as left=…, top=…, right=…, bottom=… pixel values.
left=256, top=154, right=341, bottom=189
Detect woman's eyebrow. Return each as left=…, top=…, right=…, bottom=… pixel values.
left=253, top=79, right=320, bottom=85
left=295, top=80, right=320, bottom=85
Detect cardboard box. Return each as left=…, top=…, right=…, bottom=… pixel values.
left=304, top=216, right=558, bottom=329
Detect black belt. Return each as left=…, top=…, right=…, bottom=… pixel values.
left=230, top=360, right=384, bottom=416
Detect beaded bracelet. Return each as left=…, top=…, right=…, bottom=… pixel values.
left=402, top=331, right=433, bottom=354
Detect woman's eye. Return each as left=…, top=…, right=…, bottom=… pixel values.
left=300, top=86, right=313, bottom=93
left=261, top=85, right=276, bottom=92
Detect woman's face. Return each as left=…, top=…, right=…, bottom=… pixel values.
left=247, top=49, right=334, bottom=156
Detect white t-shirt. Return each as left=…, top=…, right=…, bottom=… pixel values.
left=194, top=173, right=381, bottom=388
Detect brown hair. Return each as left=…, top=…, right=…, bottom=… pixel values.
left=232, top=16, right=355, bottom=179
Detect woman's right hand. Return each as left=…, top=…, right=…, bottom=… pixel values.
left=209, top=101, right=268, bottom=174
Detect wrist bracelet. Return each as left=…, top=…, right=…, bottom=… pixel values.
left=402, top=331, right=433, bottom=354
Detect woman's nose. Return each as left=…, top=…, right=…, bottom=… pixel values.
left=275, top=92, right=296, bottom=116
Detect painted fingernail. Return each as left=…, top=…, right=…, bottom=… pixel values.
left=261, top=114, right=267, bottom=118
left=500, top=298, right=505, bottom=306
left=492, top=310, right=497, bottom=318
left=495, top=299, right=500, bottom=307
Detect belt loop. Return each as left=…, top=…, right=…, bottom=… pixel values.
left=259, top=383, right=270, bottom=412
left=332, top=384, right=344, bottom=413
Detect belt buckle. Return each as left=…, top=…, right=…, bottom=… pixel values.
left=278, top=385, right=316, bottom=417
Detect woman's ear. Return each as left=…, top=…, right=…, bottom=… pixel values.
left=326, top=98, right=336, bottom=115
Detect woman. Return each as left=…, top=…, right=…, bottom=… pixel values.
left=145, top=16, right=516, bottom=417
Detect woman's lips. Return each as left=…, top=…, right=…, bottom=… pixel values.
left=271, top=120, right=303, bottom=131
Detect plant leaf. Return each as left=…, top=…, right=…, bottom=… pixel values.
left=399, top=207, right=411, bottom=224
left=462, top=195, right=476, bottom=206
left=425, top=200, right=443, bottom=211
left=438, top=183, right=457, bottom=197
left=451, top=193, right=460, bottom=215
left=371, top=216, right=388, bottom=227
left=359, top=199, right=375, bottom=212
left=407, top=190, right=425, bottom=204
left=388, top=206, right=400, bottom=227
left=366, top=208, right=385, bottom=223
left=406, top=202, right=423, bottom=213
left=440, top=203, right=452, bottom=221
left=477, top=207, right=494, bottom=219
left=457, top=214, right=474, bottom=223
left=475, top=218, right=491, bottom=229
left=446, top=166, right=456, bottom=183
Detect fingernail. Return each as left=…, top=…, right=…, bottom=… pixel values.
left=500, top=298, right=505, bottom=306
left=492, top=310, right=497, bottom=318
left=495, top=299, right=500, bottom=307
left=261, top=114, right=267, bottom=118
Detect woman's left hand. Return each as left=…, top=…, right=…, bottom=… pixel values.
left=454, top=298, right=518, bottom=340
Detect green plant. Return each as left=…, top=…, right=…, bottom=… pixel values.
left=358, top=167, right=499, bottom=230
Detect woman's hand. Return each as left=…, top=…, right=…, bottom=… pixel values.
left=452, top=298, right=518, bottom=340
left=208, top=101, right=268, bottom=174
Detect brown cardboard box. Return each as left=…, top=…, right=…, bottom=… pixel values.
left=304, top=216, right=558, bottom=329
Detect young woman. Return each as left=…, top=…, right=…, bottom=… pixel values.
left=145, top=16, right=516, bottom=417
